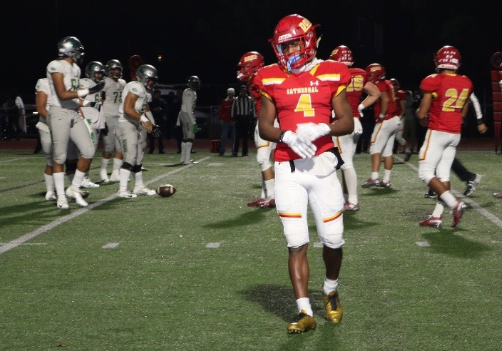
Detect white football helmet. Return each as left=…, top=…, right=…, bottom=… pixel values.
left=58, top=36, right=84, bottom=65
left=85, top=61, right=105, bottom=83
left=105, top=59, right=123, bottom=79
left=136, top=64, right=159, bottom=88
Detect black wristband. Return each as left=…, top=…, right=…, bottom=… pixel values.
left=476, top=119, right=485, bottom=125
left=278, top=131, right=286, bottom=143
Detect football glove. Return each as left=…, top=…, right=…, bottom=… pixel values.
left=192, top=124, right=199, bottom=134
left=282, top=131, right=317, bottom=159
left=151, top=125, right=162, bottom=139
left=89, top=81, right=105, bottom=94
left=295, top=123, right=331, bottom=142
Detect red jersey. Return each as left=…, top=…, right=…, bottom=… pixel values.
left=247, top=74, right=261, bottom=115
left=218, top=97, right=234, bottom=122
left=395, top=89, right=407, bottom=116
left=346, top=67, right=368, bottom=119
left=420, top=73, right=473, bottom=134
left=254, top=60, right=351, bottom=162
left=374, top=80, right=397, bottom=120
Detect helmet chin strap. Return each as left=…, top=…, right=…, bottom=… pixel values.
left=286, top=54, right=302, bottom=71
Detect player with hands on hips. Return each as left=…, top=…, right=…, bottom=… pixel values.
left=256, top=14, right=353, bottom=334
left=115, top=64, right=158, bottom=198
left=329, top=45, right=381, bottom=210
left=417, top=45, right=472, bottom=227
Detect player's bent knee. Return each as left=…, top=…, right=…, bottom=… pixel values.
left=80, top=146, right=95, bottom=159
left=258, top=159, right=272, bottom=172
left=340, top=162, right=353, bottom=171
left=53, top=152, right=67, bottom=164
left=418, top=170, right=433, bottom=184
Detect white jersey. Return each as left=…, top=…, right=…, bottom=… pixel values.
left=46, top=59, right=81, bottom=109
left=181, top=88, right=197, bottom=113
left=102, top=76, right=126, bottom=117
left=118, top=81, right=150, bottom=125
left=35, top=78, right=51, bottom=124
left=79, top=78, right=102, bottom=103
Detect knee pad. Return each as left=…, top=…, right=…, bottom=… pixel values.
left=340, top=162, right=353, bottom=171
left=258, top=159, right=272, bottom=172
left=45, top=154, right=53, bottom=167
left=418, top=169, right=434, bottom=184
left=121, top=162, right=133, bottom=171
left=53, top=152, right=67, bottom=165
left=80, top=144, right=95, bottom=159
left=132, top=164, right=142, bottom=173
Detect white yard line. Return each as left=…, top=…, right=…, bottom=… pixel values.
left=398, top=156, right=502, bottom=230
left=0, top=157, right=210, bottom=255
left=0, top=157, right=36, bottom=164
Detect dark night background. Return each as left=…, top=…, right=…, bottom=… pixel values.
left=1, top=0, right=501, bottom=118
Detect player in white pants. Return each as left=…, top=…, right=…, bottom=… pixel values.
left=177, top=76, right=200, bottom=165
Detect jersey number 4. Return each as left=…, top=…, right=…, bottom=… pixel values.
left=294, top=94, right=315, bottom=117
left=443, top=88, right=469, bottom=112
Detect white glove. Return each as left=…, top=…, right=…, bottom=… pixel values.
left=358, top=103, right=365, bottom=118
left=295, top=123, right=331, bottom=142
left=282, top=131, right=317, bottom=159
left=353, top=117, right=363, bottom=135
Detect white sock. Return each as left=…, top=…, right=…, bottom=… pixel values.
left=265, top=179, right=275, bottom=199
left=134, top=171, right=144, bottom=188
left=119, top=168, right=131, bottom=192
left=112, top=158, right=122, bottom=172
left=185, top=142, right=193, bottom=163
left=383, top=169, right=392, bottom=183
left=439, top=190, right=457, bottom=209
left=180, top=142, right=187, bottom=163
left=71, top=170, right=86, bottom=189
left=323, top=277, right=339, bottom=295
left=296, top=297, right=313, bottom=317
left=432, top=201, right=445, bottom=217
left=371, top=172, right=379, bottom=180
left=101, top=157, right=110, bottom=170
left=53, top=172, right=65, bottom=196
left=44, top=173, right=54, bottom=193
left=343, top=167, right=358, bottom=204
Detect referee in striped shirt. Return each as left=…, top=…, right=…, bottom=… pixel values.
left=231, top=85, right=255, bottom=156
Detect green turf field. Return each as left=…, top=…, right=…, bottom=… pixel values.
left=1, top=147, right=501, bottom=351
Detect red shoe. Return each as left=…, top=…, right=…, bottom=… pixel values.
left=379, top=181, right=391, bottom=188
left=260, top=198, right=276, bottom=208
left=493, top=191, right=502, bottom=198
left=419, top=215, right=442, bottom=228
left=343, top=202, right=360, bottom=211
left=361, top=178, right=380, bottom=188
left=248, top=198, right=265, bottom=207
left=451, top=201, right=465, bottom=228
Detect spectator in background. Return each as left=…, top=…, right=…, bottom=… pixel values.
left=231, top=85, right=255, bottom=157
left=148, top=89, right=167, bottom=154
left=218, top=87, right=235, bottom=156
left=401, top=90, right=418, bottom=161
left=172, top=89, right=183, bottom=153
left=2, top=89, right=25, bottom=140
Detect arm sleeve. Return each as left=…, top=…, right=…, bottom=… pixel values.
left=469, top=93, right=483, bottom=121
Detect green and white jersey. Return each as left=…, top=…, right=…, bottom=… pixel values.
left=79, top=78, right=101, bottom=103
left=46, top=59, right=80, bottom=109
left=35, top=78, right=51, bottom=124
left=102, top=76, right=126, bottom=117
left=118, top=81, right=150, bottom=125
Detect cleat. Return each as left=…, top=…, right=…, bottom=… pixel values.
left=109, top=172, right=120, bottom=182
left=141, top=166, right=148, bottom=171
left=81, top=177, right=100, bottom=188
left=66, top=186, right=88, bottom=207
left=287, top=310, right=316, bottom=334
left=343, top=202, right=360, bottom=211
left=419, top=215, right=442, bottom=228
left=81, top=191, right=90, bottom=199
left=404, top=149, right=412, bottom=162
left=45, top=191, right=56, bottom=201
left=464, top=174, right=481, bottom=196
left=322, top=290, right=343, bottom=323
left=379, top=181, right=391, bottom=188
left=248, top=198, right=266, bottom=207
left=57, top=196, right=69, bottom=209
left=451, top=201, right=464, bottom=228
left=260, top=198, right=276, bottom=208
left=133, top=185, right=156, bottom=196
left=424, top=189, right=437, bottom=199
left=117, top=190, right=137, bottom=198
left=361, top=178, right=380, bottom=188
left=493, top=191, right=502, bottom=198
left=100, top=169, right=110, bottom=183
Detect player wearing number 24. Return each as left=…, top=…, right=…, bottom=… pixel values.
left=256, top=14, right=353, bottom=334
left=416, top=45, right=473, bottom=228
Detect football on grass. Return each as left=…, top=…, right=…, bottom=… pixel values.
left=156, top=184, right=176, bottom=197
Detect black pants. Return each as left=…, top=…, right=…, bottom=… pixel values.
left=232, top=116, right=253, bottom=155
left=452, top=158, right=474, bottom=182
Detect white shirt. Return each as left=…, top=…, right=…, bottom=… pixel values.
left=118, top=81, right=151, bottom=124
left=102, top=76, right=126, bottom=117
left=46, top=59, right=81, bottom=109
left=35, top=78, right=51, bottom=124
left=181, top=88, right=197, bottom=114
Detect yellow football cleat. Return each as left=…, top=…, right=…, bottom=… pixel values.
left=322, top=290, right=343, bottom=323
left=287, top=309, right=316, bottom=334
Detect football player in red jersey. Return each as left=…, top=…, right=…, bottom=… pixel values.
left=361, top=63, right=401, bottom=189
left=256, top=14, right=354, bottom=334
left=417, top=46, right=472, bottom=227
left=237, top=51, right=276, bottom=208
left=329, top=45, right=380, bottom=211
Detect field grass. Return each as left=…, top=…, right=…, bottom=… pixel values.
left=1, top=145, right=501, bottom=351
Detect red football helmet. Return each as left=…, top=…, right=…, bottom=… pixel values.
left=389, top=78, right=400, bottom=89
left=329, top=45, right=353, bottom=66
left=237, top=51, right=264, bottom=81
left=366, top=63, right=386, bottom=83
left=434, top=45, right=461, bottom=70
left=269, top=14, right=319, bottom=71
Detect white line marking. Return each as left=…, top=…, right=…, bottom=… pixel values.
left=415, top=241, right=431, bottom=247
left=0, top=242, right=47, bottom=246
left=206, top=242, right=220, bottom=248
left=397, top=155, right=502, bottom=230
left=102, top=243, right=120, bottom=249
left=0, top=157, right=36, bottom=164
left=0, top=157, right=211, bottom=255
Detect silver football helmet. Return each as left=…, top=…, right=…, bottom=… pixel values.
left=105, top=59, right=123, bottom=79
left=58, top=36, right=84, bottom=65
left=187, top=75, right=201, bottom=90
left=136, top=64, right=159, bottom=87
left=85, top=61, right=105, bottom=83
